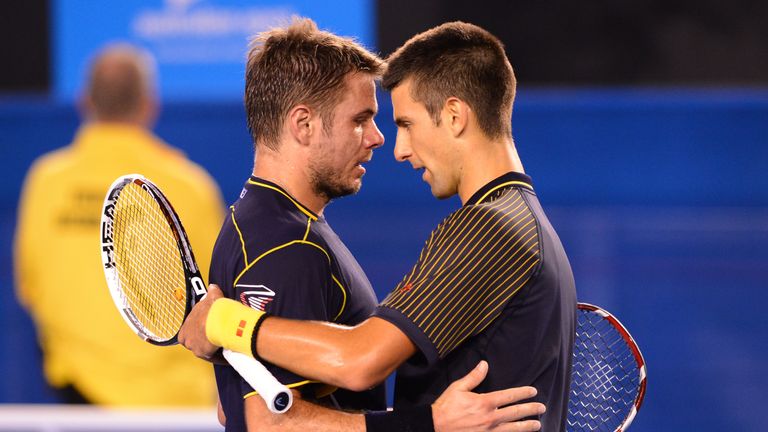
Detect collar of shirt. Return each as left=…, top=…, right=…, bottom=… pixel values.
left=465, top=171, right=535, bottom=206
left=245, top=176, right=321, bottom=221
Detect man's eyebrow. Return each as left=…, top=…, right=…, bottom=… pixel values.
left=354, top=108, right=377, bottom=118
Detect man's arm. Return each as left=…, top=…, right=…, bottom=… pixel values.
left=430, top=361, right=545, bottom=432
left=182, top=284, right=413, bottom=390
left=181, top=297, right=546, bottom=431
left=14, top=163, right=48, bottom=310
left=258, top=314, right=414, bottom=391
left=245, top=392, right=362, bottom=432
left=241, top=361, right=544, bottom=432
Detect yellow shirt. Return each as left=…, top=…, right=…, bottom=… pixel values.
left=14, top=123, right=224, bottom=406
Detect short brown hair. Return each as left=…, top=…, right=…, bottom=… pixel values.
left=85, top=43, right=155, bottom=121
left=382, top=22, right=516, bottom=139
left=245, top=17, right=384, bottom=150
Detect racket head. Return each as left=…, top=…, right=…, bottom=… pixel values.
left=100, top=174, right=206, bottom=345
left=567, top=302, right=647, bottom=432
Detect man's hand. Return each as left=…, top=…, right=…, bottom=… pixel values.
left=179, top=283, right=224, bottom=360
left=432, top=361, right=545, bottom=432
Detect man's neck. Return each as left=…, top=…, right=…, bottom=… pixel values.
left=252, top=149, right=329, bottom=215
left=457, top=138, right=525, bottom=205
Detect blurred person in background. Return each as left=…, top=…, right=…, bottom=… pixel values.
left=13, top=43, right=224, bottom=406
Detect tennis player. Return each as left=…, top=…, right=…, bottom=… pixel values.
left=186, top=18, right=545, bottom=432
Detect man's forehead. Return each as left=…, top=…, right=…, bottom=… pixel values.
left=390, top=81, right=420, bottom=116
left=345, top=71, right=377, bottom=90
left=339, top=73, right=378, bottom=110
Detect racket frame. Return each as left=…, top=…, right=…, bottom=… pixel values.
left=571, top=302, right=647, bottom=432
left=100, top=174, right=204, bottom=345
left=100, top=174, right=293, bottom=414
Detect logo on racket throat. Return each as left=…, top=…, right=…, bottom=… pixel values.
left=237, top=284, right=275, bottom=312
left=190, top=276, right=206, bottom=296
left=101, top=202, right=116, bottom=269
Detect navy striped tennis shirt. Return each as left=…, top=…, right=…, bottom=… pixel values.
left=375, top=171, right=577, bottom=432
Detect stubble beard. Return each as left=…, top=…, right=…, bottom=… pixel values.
left=309, top=162, right=360, bottom=202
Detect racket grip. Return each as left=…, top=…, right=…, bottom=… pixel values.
left=223, top=349, right=293, bottom=414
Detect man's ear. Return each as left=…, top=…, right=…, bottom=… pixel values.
left=287, top=105, right=314, bottom=146
left=77, top=93, right=94, bottom=121
left=137, top=95, right=159, bottom=128
left=443, top=97, right=469, bottom=138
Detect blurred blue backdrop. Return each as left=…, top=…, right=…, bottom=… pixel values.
left=1, top=1, right=768, bottom=431
left=2, top=88, right=767, bottom=431
left=52, top=0, right=375, bottom=101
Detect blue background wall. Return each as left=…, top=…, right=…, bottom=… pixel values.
left=52, top=0, right=375, bottom=101
left=2, top=88, right=768, bottom=431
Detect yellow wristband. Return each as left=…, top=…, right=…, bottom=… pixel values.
left=205, top=298, right=264, bottom=356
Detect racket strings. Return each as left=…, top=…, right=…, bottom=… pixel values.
left=567, top=311, right=640, bottom=431
left=112, top=183, right=187, bottom=342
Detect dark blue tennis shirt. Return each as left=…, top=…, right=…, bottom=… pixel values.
left=375, top=171, right=577, bottom=432
left=210, top=177, right=385, bottom=431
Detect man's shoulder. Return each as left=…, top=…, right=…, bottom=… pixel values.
left=148, top=155, right=219, bottom=193
left=426, top=193, right=539, bottom=249
left=24, top=146, right=76, bottom=180
left=431, top=201, right=512, bottom=236
left=18, top=147, right=85, bottom=202
left=476, top=188, right=537, bottom=227
left=228, top=197, right=326, bottom=261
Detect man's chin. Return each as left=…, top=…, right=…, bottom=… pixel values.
left=347, top=177, right=363, bottom=194
left=430, top=187, right=449, bottom=200
left=348, top=182, right=362, bottom=196
left=429, top=183, right=457, bottom=200
left=326, top=181, right=361, bottom=200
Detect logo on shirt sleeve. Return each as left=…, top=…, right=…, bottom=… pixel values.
left=398, top=282, right=414, bottom=294
left=235, top=284, right=276, bottom=311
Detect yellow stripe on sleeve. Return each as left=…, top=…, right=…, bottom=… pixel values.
left=380, top=186, right=542, bottom=358
left=230, top=205, right=248, bottom=266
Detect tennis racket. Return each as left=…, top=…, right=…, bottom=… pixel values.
left=567, top=303, right=647, bottom=432
left=100, top=174, right=293, bottom=414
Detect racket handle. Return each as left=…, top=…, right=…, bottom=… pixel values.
left=223, top=349, right=293, bottom=414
